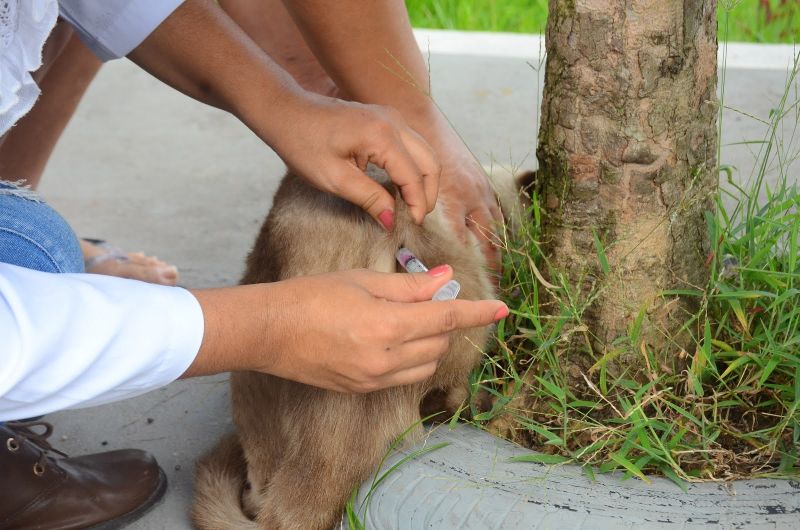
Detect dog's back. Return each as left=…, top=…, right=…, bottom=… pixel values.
left=192, top=169, right=494, bottom=530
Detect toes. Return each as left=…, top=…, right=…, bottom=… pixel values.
left=89, top=261, right=179, bottom=286
left=156, top=265, right=179, bottom=286
left=128, top=252, right=165, bottom=266
left=81, top=240, right=178, bottom=285
left=129, top=262, right=179, bottom=286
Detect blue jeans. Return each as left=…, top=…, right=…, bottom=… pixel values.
left=0, top=181, right=83, bottom=424
left=0, top=180, right=83, bottom=274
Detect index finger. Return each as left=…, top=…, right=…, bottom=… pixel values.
left=399, top=128, right=440, bottom=215
left=396, top=298, right=508, bottom=342
left=381, top=139, right=429, bottom=225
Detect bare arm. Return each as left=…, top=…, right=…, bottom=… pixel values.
left=126, top=0, right=439, bottom=227
left=282, top=0, right=503, bottom=268
left=282, top=1, right=433, bottom=120
left=185, top=268, right=507, bottom=392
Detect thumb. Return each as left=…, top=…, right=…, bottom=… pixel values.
left=362, top=267, right=457, bottom=303
left=335, top=162, right=397, bottom=231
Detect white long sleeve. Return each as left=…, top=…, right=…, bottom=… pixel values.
left=0, top=263, right=204, bottom=421
left=59, top=0, right=186, bottom=61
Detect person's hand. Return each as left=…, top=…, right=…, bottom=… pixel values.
left=270, top=94, right=441, bottom=230
left=126, top=0, right=439, bottom=230
left=261, top=267, right=507, bottom=392
left=411, top=114, right=504, bottom=271
left=187, top=266, right=508, bottom=392
left=438, top=144, right=503, bottom=271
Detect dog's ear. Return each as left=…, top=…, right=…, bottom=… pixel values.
left=484, top=166, right=535, bottom=234
left=514, top=170, right=537, bottom=197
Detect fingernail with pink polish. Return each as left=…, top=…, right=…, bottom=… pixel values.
left=427, top=264, right=450, bottom=277
left=378, top=210, right=395, bottom=231
left=493, top=306, right=509, bottom=321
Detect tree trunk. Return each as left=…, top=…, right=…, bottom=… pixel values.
left=537, top=0, right=718, bottom=375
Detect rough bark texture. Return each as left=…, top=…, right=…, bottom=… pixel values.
left=537, top=0, right=718, bottom=374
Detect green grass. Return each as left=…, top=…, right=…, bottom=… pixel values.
left=405, top=0, right=799, bottom=44
left=406, top=0, right=549, bottom=35
left=468, top=47, right=800, bottom=484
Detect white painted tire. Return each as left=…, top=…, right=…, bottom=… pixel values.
left=351, top=424, right=799, bottom=529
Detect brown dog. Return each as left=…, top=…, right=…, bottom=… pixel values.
left=191, top=167, right=496, bottom=530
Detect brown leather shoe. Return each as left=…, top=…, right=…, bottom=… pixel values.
left=0, top=421, right=167, bottom=530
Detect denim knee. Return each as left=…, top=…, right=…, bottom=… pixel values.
left=0, top=181, right=84, bottom=274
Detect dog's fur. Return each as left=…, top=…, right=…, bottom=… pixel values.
left=191, top=168, right=495, bottom=530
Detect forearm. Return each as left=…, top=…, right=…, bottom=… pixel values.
left=127, top=0, right=311, bottom=147
left=282, top=0, right=441, bottom=126
left=183, top=283, right=286, bottom=378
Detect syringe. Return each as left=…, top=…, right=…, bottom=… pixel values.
left=395, top=247, right=461, bottom=301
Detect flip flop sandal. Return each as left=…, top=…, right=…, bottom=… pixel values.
left=82, top=238, right=179, bottom=285
left=82, top=238, right=132, bottom=272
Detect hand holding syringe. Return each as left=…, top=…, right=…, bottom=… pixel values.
left=395, top=248, right=461, bottom=301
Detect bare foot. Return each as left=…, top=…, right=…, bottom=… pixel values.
left=81, top=239, right=179, bottom=286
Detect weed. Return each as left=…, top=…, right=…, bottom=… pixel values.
left=472, top=47, right=800, bottom=484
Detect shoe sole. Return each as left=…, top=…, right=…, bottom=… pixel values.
left=84, top=468, right=168, bottom=530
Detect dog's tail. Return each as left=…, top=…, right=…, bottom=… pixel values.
left=191, top=433, right=260, bottom=530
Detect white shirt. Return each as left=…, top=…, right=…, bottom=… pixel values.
left=0, top=0, right=206, bottom=421
left=59, top=0, right=185, bottom=61
left=0, top=0, right=184, bottom=137
left=0, top=264, right=204, bottom=421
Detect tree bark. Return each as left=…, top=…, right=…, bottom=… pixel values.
left=537, top=0, right=718, bottom=374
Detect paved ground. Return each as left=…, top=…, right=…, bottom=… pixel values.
left=35, top=32, right=798, bottom=529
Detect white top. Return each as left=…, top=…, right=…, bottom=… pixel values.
left=0, top=0, right=58, bottom=135
left=0, top=264, right=204, bottom=421
left=59, top=0, right=185, bottom=61
left=0, top=0, right=205, bottom=421
left=0, top=0, right=184, bottom=137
